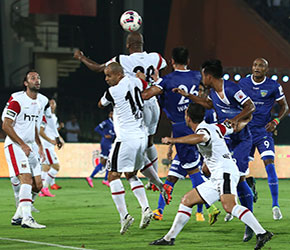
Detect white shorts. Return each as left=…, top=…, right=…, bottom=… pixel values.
left=4, top=143, right=41, bottom=177
left=143, top=98, right=160, bottom=135
left=107, top=137, right=147, bottom=173
left=43, top=147, right=59, bottom=165
left=196, top=172, right=239, bottom=206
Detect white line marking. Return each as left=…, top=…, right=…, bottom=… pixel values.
left=0, top=237, right=97, bottom=250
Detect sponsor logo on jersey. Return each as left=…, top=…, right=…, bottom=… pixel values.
left=234, top=90, right=247, bottom=102
left=260, top=90, right=268, bottom=97
left=223, top=153, right=231, bottom=159
left=24, top=114, right=38, bottom=121
left=6, top=110, right=16, bottom=117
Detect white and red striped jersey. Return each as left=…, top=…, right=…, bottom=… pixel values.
left=106, top=51, right=167, bottom=85
left=3, top=91, right=41, bottom=147
left=100, top=76, right=147, bottom=141
left=40, top=113, right=59, bottom=148
left=195, top=121, right=237, bottom=177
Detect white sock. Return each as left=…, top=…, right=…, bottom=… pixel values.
left=141, top=163, right=163, bottom=190
left=13, top=204, right=22, bottom=219
left=51, top=178, right=55, bottom=185
left=10, top=176, right=20, bottom=207
left=231, top=204, right=266, bottom=235
left=128, top=177, right=149, bottom=211
left=41, top=171, right=47, bottom=182
left=19, top=184, right=32, bottom=220
left=164, top=204, right=192, bottom=241
left=146, top=145, right=158, bottom=173
left=110, top=179, right=128, bottom=220
left=44, top=168, right=58, bottom=188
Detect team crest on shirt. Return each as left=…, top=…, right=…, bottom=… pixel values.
left=260, top=90, right=268, bottom=97
left=21, top=163, right=27, bottom=168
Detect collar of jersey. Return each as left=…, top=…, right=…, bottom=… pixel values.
left=251, top=74, right=266, bottom=85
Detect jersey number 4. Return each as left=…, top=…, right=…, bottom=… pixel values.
left=125, top=87, right=143, bottom=119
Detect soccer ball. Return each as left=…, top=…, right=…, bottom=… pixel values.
left=120, top=10, right=142, bottom=32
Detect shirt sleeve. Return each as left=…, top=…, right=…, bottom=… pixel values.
left=4, top=100, right=21, bottom=121
left=196, top=127, right=211, bottom=145
left=215, top=122, right=234, bottom=136
left=275, top=83, right=285, bottom=101
left=233, top=88, right=250, bottom=105
left=101, top=89, right=114, bottom=106
left=156, top=53, right=167, bottom=70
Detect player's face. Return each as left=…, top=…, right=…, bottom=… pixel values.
left=104, top=68, right=119, bottom=86
left=25, top=72, right=41, bottom=92
left=50, top=99, right=56, bottom=113
left=201, top=69, right=211, bottom=88
left=252, top=59, right=268, bottom=79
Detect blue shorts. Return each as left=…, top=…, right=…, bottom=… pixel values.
left=172, top=122, right=200, bottom=168
left=168, top=154, right=202, bottom=179
left=100, top=140, right=112, bottom=158
left=226, top=126, right=252, bottom=175
left=249, top=126, right=275, bottom=161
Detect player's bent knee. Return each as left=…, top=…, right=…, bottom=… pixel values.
left=167, top=175, right=178, bottom=184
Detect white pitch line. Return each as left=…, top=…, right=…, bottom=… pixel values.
left=0, top=237, right=97, bottom=250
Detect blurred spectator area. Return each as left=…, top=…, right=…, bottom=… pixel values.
left=244, top=0, right=290, bottom=42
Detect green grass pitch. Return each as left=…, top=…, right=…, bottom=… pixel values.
left=0, top=178, right=289, bottom=250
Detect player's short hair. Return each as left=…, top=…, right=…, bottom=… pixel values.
left=187, top=103, right=205, bottom=123
left=201, top=59, right=223, bottom=78
left=172, top=47, right=188, bottom=65
left=106, top=62, right=124, bottom=74
left=126, top=31, right=143, bottom=49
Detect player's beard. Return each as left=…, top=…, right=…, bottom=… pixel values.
left=29, top=86, right=40, bottom=93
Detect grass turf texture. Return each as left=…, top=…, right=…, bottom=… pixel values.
left=0, top=178, right=289, bottom=250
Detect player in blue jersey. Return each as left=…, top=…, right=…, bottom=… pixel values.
left=239, top=58, right=289, bottom=220
left=86, top=111, right=115, bottom=188
left=141, top=47, right=220, bottom=224
left=174, top=59, right=256, bottom=241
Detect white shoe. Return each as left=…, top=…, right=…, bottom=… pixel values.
left=139, top=207, right=153, bottom=229
left=31, top=204, right=40, bottom=213
left=21, top=217, right=46, bottom=229
left=120, top=214, right=134, bottom=235
left=11, top=217, right=22, bottom=226
left=224, top=213, right=234, bottom=222
left=272, top=206, right=282, bottom=220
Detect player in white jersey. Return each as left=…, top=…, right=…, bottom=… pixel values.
left=98, top=62, right=156, bottom=234
left=2, top=70, right=47, bottom=229
left=74, top=32, right=167, bottom=187
left=39, top=99, right=64, bottom=197
left=150, top=103, right=273, bottom=250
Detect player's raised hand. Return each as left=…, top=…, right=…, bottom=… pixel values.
left=136, top=71, right=146, bottom=81
left=73, top=49, right=84, bottom=60
left=151, top=68, right=159, bottom=82
left=172, top=88, right=189, bottom=97
left=162, top=137, right=173, bottom=145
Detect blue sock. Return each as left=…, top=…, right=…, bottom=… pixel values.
left=265, top=163, right=279, bottom=207
left=90, top=163, right=103, bottom=178
left=104, top=170, right=109, bottom=181
left=237, top=180, right=253, bottom=212
left=157, top=180, right=174, bottom=214
left=189, top=172, right=205, bottom=213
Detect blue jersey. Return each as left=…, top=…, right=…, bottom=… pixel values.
left=239, top=75, right=285, bottom=127
left=156, top=70, right=201, bottom=123
left=94, top=118, right=115, bottom=145
left=204, top=109, right=217, bottom=124
left=209, top=80, right=250, bottom=122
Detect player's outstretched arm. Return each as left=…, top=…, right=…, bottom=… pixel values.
left=265, top=97, right=289, bottom=132
left=74, top=49, right=106, bottom=73
left=229, top=99, right=255, bottom=131
left=172, top=88, right=213, bottom=109
left=162, top=134, right=205, bottom=145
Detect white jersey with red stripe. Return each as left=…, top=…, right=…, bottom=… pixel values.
left=3, top=91, right=41, bottom=147
left=100, top=75, right=147, bottom=141
left=106, top=52, right=167, bottom=84
left=40, top=113, right=59, bottom=149
left=195, top=121, right=238, bottom=177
